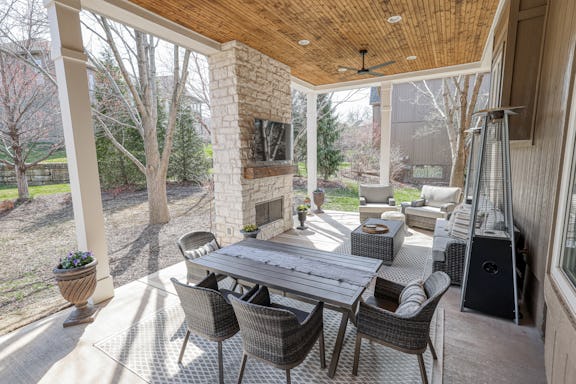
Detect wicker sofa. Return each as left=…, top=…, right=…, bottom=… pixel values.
left=358, top=184, right=397, bottom=222
left=431, top=218, right=467, bottom=285
left=402, top=185, right=462, bottom=230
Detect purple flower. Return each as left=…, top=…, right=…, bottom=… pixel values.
left=73, top=259, right=79, bottom=266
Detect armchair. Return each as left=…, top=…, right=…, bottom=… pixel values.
left=358, top=184, right=397, bottom=222
left=171, top=274, right=258, bottom=384
left=353, top=272, right=451, bottom=384
left=177, top=231, right=236, bottom=289
left=402, top=185, right=462, bottom=230
left=230, top=286, right=325, bottom=384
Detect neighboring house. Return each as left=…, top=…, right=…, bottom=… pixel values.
left=370, top=79, right=489, bottom=186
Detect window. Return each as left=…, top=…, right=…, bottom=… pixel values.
left=560, top=167, right=576, bottom=287
left=412, top=165, right=443, bottom=179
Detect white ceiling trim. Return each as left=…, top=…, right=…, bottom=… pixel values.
left=81, top=0, right=221, bottom=55
left=295, top=61, right=490, bottom=93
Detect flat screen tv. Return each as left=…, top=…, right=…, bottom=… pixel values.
left=252, top=119, right=292, bottom=163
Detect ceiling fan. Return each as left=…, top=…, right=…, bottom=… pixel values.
left=339, top=49, right=395, bottom=76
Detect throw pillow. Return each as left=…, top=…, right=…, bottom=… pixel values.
left=399, top=280, right=425, bottom=303
left=396, top=281, right=427, bottom=317
left=411, top=199, right=426, bottom=207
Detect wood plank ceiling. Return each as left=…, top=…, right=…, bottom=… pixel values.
left=128, top=0, right=499, bottom=86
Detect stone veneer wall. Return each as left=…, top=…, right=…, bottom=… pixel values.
left=209, top=41, right=293, bottom=245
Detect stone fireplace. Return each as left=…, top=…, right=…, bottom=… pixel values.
left=209, top=41, right=294, bottom=245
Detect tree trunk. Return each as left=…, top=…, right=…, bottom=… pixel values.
left=15, top=162, right=29, bottom=200
left=450, top=143, right=467, bottom=188
left=146, top=168, right=169, bottom=224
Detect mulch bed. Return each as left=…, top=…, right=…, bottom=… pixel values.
left=0, top=184, right=213, bottom=335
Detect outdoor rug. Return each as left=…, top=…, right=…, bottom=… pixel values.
left=95, top=294, right=443, bottom=383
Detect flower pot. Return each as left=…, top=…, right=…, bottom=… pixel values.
left=240, top=229, right=260, bottom=239
left=53, top=259, right=98, bottom=327
left=313, top=190, right=325, bottom=213
left=297, top=210, right=307, bottom=230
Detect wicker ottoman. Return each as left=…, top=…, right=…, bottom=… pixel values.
left=350, top=219, right=405, bottom=265
left=380, top=211, right=406, bottom=232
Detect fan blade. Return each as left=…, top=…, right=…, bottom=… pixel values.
left=366, top=60, right=395, bottom=71
left=365, top=71, right=386, bottom=77
left=338, top=66, right=359, bottom=72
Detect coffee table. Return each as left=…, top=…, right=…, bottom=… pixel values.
left=351, top=218, right=405, bottom=264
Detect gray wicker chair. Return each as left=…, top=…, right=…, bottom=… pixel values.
left=177, top=231, right=234, bottom=287
left=353, top=271, right=451, bottom=384
left=229, top=286, right=325, bottom=384
left=171, top=274, right=257, bottom=384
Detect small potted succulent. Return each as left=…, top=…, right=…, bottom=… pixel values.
left=313, top=188, right=325, bottom=213
left=296, top=204, right=308, bottom=230
left=53, top=250, right=98, bottom=327
left=240, top=224, right=260, bottom=239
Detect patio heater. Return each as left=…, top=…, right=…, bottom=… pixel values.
left=460, top=107, right=522, bottom=324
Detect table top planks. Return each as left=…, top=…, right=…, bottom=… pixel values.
left=193, top=238, right=382, bottom=310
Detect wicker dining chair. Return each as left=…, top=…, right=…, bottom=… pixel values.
left=352, top=271, right=451, bottom=384
left=171, top=274, right=257, bottom=384
left=177, top=231, right=235, bottom=288
left=229, top=286, right=326, bottom=384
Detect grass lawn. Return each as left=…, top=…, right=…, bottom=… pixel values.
left=294, top=182, right=422, bottom=212
left=0, top=145, right=66, bottom=164
left=0, top=183, right=70, bottom=201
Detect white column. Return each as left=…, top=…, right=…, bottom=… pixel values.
left=45, top=0, right=114, bottom=302
left=379, top=82, right=393, bottom=185
left=306, top=92, right=318, bottom=208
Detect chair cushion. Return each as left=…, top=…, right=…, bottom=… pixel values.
left=421, top=185, right=461, bottom=208
left=404, top=205, right=445, bottom=219
left=270, top=303, right=310, bottom=324
left=196, top=273, right=219, bottom=291
left=396, top=280, right=427, bottom=316
left=358, top=204, right=397, bottom=213
left=359, top=184, right=394, bottom=204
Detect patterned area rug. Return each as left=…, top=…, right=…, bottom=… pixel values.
left=335, top=237, right=433, bottom=285
left=95, top=295, right=443, bottom=384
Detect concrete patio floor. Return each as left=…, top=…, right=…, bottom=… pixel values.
left=0, top=211, right=545, bottom=383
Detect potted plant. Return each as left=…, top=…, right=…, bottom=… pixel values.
left=53, top=250, right=98, bottom=327
left=313, top=188, right=325, bottom=213
left=240, top=224, right=260, bottom=239
left=296, top=204, right=308, bottom=229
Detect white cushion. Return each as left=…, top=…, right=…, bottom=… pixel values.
left=404, top=205, right=446, bottom=219
left=421, top=185, right=461, bottom=208
left=359, top=204, right=397, bottom=213
left=396, top=280, right=427, bottom=316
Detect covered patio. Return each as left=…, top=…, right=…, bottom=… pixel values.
left=0, top=211, right=545, bottom=383
left=5, top=0, right=576, bottom=382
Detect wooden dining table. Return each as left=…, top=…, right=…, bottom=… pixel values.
left=192, top=238, right=382, bottom=378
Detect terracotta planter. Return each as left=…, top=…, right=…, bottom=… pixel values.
left=297, top=210, right=307, bottom=229
left=313, top=190, right=325, bottom=213
left=53, top=259, right=98, bottom=327
left=240, top=229, right=260, bottom=239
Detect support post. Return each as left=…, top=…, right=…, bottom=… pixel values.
left=379, top=82, right=393, bottom=185
left=44, top=0, right=114, bottom=302
left=306, top=92, right=318, bottom=208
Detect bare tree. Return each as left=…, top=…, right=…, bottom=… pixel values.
left=85, top=15, right=191, bottom=224
left=410, top=74, right=488, bottom=188
left=0, top=0, right=62, bottom=200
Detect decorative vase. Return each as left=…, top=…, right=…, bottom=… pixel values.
left=53, top=259, right=98, bottom=327
left=313, top=190, right=325, bottom=213
left=297, top=210, right=307, bottom=230
left=240, top=229, right=260, bottom=239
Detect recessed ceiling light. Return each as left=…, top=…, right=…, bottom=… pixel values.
left=387, top=15, right=402, bottom=24
left=406, top=55, right=417, bottom=61
left=338, top=67, right=348, bottom=73
left=298, top=39, right=310, bottom=46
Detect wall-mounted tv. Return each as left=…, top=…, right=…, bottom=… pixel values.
left=252, top=119, right=293, bottom=163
